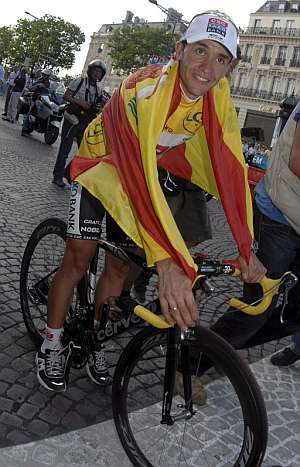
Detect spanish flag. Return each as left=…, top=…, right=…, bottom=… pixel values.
left=71, top=59, right=253, bottom=282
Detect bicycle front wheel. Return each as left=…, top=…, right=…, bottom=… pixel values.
left=112, top=325, right=267, bottom=467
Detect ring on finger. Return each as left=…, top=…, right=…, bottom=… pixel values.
left=170, top=306, right=178, bottom=312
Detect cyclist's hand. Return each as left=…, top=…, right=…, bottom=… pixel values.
left=156, top=258, right=198, bottom=329
left=238, top=252, right=266, bottom=283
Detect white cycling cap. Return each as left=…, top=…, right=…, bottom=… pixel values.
left=182, top=11, right=238, bottom=58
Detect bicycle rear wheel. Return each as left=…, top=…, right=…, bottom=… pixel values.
left=20, top=218, right=68, bottom=347
left=112, top=325, right=268, bottom=467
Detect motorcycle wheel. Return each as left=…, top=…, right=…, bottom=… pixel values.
left=44, top=127, right=59, bottom=145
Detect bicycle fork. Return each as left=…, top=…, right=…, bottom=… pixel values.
left=161, top=328, right=195, bottom=425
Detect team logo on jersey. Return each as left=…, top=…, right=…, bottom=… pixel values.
left=207, top=17, right=228, bottom=38
left=85, top=118, right=105, bottom=146
left=183, top=111, right=203, bottom=135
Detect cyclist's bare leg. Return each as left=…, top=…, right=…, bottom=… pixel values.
left=47, top=238, right=98, bottom=328
left=95, top=252, right=130, bottom=319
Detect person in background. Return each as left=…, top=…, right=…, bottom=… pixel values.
left=206, top=100, right=300, bottom=366
left=2, top=66, right=18, bottom=117
left=3, top=67, right=27, bottom=123
left=52, top=59, right=107, bottom=188
left=0, top=60, right=4, bottom=96
left=21, top=68, right=52, bottom=136
left=264, top=146, right=271, bottom=157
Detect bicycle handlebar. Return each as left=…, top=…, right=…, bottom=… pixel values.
left=134, top=257, right=297, bottom=328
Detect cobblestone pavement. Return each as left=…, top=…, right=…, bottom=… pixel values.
left=0, top=99, right=298, bottom=465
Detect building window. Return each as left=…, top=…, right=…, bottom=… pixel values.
left=291, top=3, right=299, bottom=12
left=286, top=19, right=295, bottom=29
left=272, top=19, right=280, bottom=31
left=238, top=73, right=247, bottom=91
left=243, top=44, right=253, bottom=62
left=261, top=45, right=272, bottom=64
left=255, top=75, right=263, bottom=92
left=285, top=78, right=295, bottom=95
left=278, top=3, right=285, bottom=11
left=256, top=76, right=268, bottom=98
left=275, top=46, right=287, bottom=65
left=97, top=43, right=105, bottom=54
left=253, top=19, right=261, bottom=31
left=271, top=77, right=281, bottom=94
left=290, top=47, right=300, bottom=67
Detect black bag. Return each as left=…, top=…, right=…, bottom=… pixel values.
left=17, top=96, right=30, bottom=115
left=65, top=78, right=86, bottom=122
left=66, top=102, right=85, bottom=119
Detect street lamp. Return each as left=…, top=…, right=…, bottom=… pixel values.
left=148, top=0, right=189, bottom=26
left=24, top=11, right=55, bottom=70
left=148, top=0, right=188, bottom=58
left=24, top=11, right=39, bottom=20
left=148, top=0, right=168, bottom=15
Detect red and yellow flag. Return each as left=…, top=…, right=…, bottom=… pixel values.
left=71, top=59, right=253, bottom=281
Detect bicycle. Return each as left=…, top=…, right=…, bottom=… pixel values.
left=19, top=217, right=297, bottom=466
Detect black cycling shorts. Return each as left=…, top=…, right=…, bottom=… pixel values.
left=66, top=182, right=136, bottom=247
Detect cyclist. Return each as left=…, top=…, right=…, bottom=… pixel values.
left=36, top=11, right=265, bottom=392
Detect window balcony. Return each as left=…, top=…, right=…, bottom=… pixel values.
left=260, top=56, right=271, bottom=65
left=243, top=27, right=300, bottom=37
left=289, top=59, right=300, bottom=67
left=231, top=87, right=285, bottom=102
left=274, top=57, right=286, bottom=66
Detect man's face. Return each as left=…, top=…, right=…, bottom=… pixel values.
left=41, top=74, right=49, bottom=81
left=89, top=67, right=103, bottom=83
left=176, top=39, right=232, bottom=98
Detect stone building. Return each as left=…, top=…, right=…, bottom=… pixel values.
left=83, top=9, right=185, bottom=93
left=232, top=0, right=300, bottom=145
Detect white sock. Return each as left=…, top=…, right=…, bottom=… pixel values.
left=41, top=327, right=63, bottom=352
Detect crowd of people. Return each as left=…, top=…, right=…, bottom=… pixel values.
left=1, top=9, right=299, bottom=406
left=243, top=140, right=271, bottom=170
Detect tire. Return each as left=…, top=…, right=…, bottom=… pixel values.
left=44, top=126, right=59, bottom=145
left=20, top=218, right=67, bottom=348
left=112, top=325, right=268, bottom=467
left=20, top=218, right=88, bottom=351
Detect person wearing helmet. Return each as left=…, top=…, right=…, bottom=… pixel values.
left=21, top=67, right=52, bottom=135
left=51, top=59, right=107, bottom=188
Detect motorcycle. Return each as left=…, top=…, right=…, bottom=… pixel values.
left=17, top=90, right=67, bottom=145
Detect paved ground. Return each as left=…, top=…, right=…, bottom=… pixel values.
left=0, top=97, right=299, bottom=466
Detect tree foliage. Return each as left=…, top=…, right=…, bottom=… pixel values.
left=108, top=25, right=178, bottom=75
left=3, top=15, right=85, bottom=70
left=0, top=26, right=15, bottom=63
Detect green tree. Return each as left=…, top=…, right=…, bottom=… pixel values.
left=0, top=26, right=15, bottom=64
left=10, top=14, right=85, bottom=70
left=108, top=25, right=178, bottom=75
